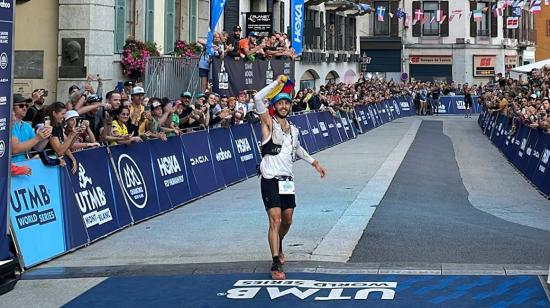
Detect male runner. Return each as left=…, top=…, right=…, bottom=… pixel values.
left=254, top=75, right=327, bottom=280
left=464, top=85, right=473, bottom=118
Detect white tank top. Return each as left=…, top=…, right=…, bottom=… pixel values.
left=260, top=126, right=294, bottom=179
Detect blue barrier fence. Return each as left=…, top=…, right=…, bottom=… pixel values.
left=8, top=97, right=414, bottom=268
left=478, top=109, right=550, bottom=198
left=438, top=96, right=481, bottom=114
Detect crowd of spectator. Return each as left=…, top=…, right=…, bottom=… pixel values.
left=479, top=67, right=550, bottom=135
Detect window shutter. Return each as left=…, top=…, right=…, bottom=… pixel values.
left=223, top=0, right=240, bottom=33
left=440, top=1, right=449, bottom=37
left=146, top=0, right=155, bottom=42
left=412, top=1, right=421, bottom=37
left=491, top=5, right=498, bottom=37
left=470, top=1, right=477, bottom=37
left=165, top=0, right=176, bottom=53
left=390, top=1, right=399, bottom=37
left=115, top=0, right=126, bottom=52
left=320, top=11, right=325, bottom=50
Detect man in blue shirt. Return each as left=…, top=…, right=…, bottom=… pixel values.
left=11, top=94, right=51, bottom=162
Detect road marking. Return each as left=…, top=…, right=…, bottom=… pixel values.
left=310, top=119, right=422, bottom=262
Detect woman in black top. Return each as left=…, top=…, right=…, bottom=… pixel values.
left=47, top=102, right=81, bottom=174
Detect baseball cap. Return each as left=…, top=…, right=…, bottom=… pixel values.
left=131, top=86, right=146, bottom=95
left=181, top=91, right=192, bottom=98
left=174, top=100, right=183, bottom=107
left=64, top=110, right=79, bottom=121
left=151, top=101, right=162, bottom=109
left=248, top=31, right=258, bottom=37
left=13, top=94, right=32, bottom=105
left=530, top=93, right=537, bottom=99
left=238, top=90, right=247, bottom=96
left=233, top=25, right=242, bottom=31
left=196, top=92, right=206, bottom=99
left=272, top=93, right=292, bottom=105
left=123, top=81, right=134, bottom=87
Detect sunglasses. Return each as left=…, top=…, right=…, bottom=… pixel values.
left=17, top=103, right=28, bottom=109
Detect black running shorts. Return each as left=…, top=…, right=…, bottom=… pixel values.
left=465, top=101, right=473, bottom=109
left=261, top=177, right=296, bottom=211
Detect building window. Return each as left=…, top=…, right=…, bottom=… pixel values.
left=422, top=2, right=439, bottom=36
left=145, top=0, right=154, bottom=42
left=477, top=2, right=490, bottom=37
left=189, top=0, right=197, bottom=42
left=373, top=1, right=390, bottom=36
left=115, top=0, right=136, bottom=53
left=165, top=0, right=176, bottom=53
left=547, top=20, right=550, bottom=36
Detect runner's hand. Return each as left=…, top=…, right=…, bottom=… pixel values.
left=312, top=161, right=326, bottom=178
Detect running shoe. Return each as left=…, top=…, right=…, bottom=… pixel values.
left=271, top=262, right=286, bottom=280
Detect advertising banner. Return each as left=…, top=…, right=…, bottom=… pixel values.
left=354, top=106, right=368, bottom=133
left=391, top=99, right=402, bottom=118
left=306, top=112, right=327, bottom=150
left=290, top=0, right=304, bottom=54
left=319, top=111, right=341, bottom=145
left=511, top=125, right=531, bottom=171
left=530, top=132, right=550, bottom=194
left=367, top=105, right=378, bottom=129
left=181, top=130, right=225, bottom=196
left=9, top=160, right=66, bottom=267
left=334, top=115, right=349, bottom=143
left=59, top=165, right=89, bottom=250
left=0, top=0, right=14, bottom=261
left=342, top=112, right=356, bottom=139
left=148, top=137, right=193, bottom=209
left=473, top=55, right=497, bottom=77
left=230, top=124, right=259, bottom=177
left=245, top=12, right=272, bottom=37
left=109, top=143, right=161, bottom=222
left=208, top=127, right=243, bottom=185
left=289, top=114, right=318, bottom=154
left=316, top=112, right=335, bottom=147
left=525, top=129, right=544, bottom=179
left=67, top=147, right=132, bottom=242
left=211, top=57, right=295, bottom=97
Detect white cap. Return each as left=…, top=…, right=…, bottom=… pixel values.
left=131, top=86, right=145, bottom=95
left=64, top=110, right=79, bottom=121
left=530, top=94, right=537, bottom=99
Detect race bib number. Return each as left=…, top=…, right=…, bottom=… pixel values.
left=278, top=180, right=295, bottom=195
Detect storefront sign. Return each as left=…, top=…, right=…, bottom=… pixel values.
left=473, top=55, right=496, bottom=77
left=409, top=55, right=453, bottom=65
left=245, top=13, right=272, bottom=37
left=505, top=55, right=517, bottom=66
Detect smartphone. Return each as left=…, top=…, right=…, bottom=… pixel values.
left=44, top=116, right=51, bottom=127
left=144, top=105, right=151, bottom=112
left=76, top=117, right=83, bottom=127
left=116, top=81, right=124, bottom=93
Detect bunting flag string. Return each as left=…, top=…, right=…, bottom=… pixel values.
left=353, top=0, right=547, bottom=24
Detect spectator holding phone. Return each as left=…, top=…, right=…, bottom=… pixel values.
left=46, top=102, right=80, bottom=174
left=11, top=94, right=52, bottom=162
left=64, top=110, right=100, bottom=151
left=24, top=88, right=47, bottom=124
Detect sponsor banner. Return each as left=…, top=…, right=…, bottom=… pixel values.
left=110, top=143, right=161, bottom=222
left=511, top=124, right=531, bottom=171
left=246, top=12, right=272, bottom=37
left=334, top=114, right=350, bottom=143
left=530, top=131, right=550, bottom=195
left=59, top=164, right=90, bottom=250
left=366, top=105, right=378, bottom=129
left=353, top=105, right=369, bottom=133
left=344, top=112, right=357, bottom=139
left=0, top=1, right=13, bottom=260
left=67, top=147, right=132, bottom=242
left=473, top=55, right=496, bottom=77
left=391, top=99, right=402, bottom=118
left=181, top=130, right=225, bottom=196
left=524, top=129, right=543, bottom=180
left=399, top=97, right=411, bottom=113
left=9, top=160, right=66, bottom=267
left=208, top=127, right=244, bottom=185
left=148, top=137, right=193, bottom=209
left=374, top=104, right=386, bottom=124
left=230, top=124, right=259, bottom=177
left=289, top=114, right=319, bottom=154
left=319, top=111, right=342, bottom=145
left=290, top=0, right=304, bottom=54
left=306, top=112, right=327, bottom=150
left=211, top=57, right=295, bottom=97
left=315, top=112, right=335, bottom=147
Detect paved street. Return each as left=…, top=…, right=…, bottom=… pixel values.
left=2, top=116, right=550, bottom=307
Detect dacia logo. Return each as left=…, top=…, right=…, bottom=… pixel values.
left=236, top=138, right=252, bottom=154
left=191, top=155, right=209, bottom=166
left=0, top=0, right=10, bottom=9
left=157, top=155, right=182, bottom=177
left=117, top=154, right=147, bottom=209
left=216, top=148, right=232, bottom=162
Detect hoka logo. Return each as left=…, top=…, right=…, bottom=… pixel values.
left=157, top=155, right=181, bottom=177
